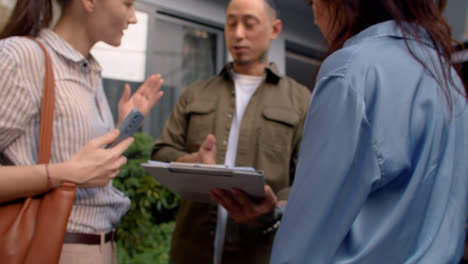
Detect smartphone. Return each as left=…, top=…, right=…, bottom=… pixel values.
left=106, top=108, right=144, bottom=149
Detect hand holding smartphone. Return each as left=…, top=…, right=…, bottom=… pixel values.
left=106, top=108, right=144, bottom=149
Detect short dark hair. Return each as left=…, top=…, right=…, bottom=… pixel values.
left=227, top=0, right=279, bottom=20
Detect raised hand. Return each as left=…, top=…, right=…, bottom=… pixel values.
left=117, top=74, right=164, bottom=126
left=176, top=134, right=216, bottom=164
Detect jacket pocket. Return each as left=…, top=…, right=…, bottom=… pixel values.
left=262, top=107, right=300, bottom=127
left=185, top=100, right=216, bottom=153
left=259, top=107, right=300, bottom=155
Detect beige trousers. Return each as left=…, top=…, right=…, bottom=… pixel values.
left=59, top=242, right=116, bottom=264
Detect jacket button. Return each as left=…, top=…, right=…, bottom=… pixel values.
left=209, top=230, right=215, bottom=236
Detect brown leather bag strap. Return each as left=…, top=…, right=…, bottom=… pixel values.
left=23, top=37, right=55, bottom=165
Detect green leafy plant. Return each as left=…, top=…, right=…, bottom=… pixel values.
left=116, top=222, right=175, bottom=264
left=113, top=132, right=179, bottom=263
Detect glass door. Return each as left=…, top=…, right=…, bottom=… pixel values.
left=144, top=12, right=224, bottom=138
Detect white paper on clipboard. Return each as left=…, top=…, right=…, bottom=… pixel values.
left=141, top=161, right=265, bottom=204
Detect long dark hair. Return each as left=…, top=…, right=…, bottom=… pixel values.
left=0, top=0, right=69, bottom=39
left=307, top=0, right=467, bottom=104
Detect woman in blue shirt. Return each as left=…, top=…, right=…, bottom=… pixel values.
left=270, top=0, right=468, bottom=263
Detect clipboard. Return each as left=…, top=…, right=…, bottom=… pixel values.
left=141, top=161, right=265, bottom=204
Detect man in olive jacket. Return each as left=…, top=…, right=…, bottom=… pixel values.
left=152, top=0, right=311, bottom=263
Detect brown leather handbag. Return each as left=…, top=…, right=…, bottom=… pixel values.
left=0, top=38, right=76, bottom=264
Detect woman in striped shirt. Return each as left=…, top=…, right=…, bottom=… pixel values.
left=0, top=0, right=164, bottom=263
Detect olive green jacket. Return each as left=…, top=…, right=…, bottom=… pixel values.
left=152, top=63, right=311, bottom=264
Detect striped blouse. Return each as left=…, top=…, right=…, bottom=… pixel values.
left=0, top=29, right=131, bottom=233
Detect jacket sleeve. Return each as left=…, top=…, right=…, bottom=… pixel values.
left=270, top=76, right=381, bottom=263
left=151, top=89, right=191, bottom=162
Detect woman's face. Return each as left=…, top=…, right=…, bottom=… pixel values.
left=312, top=0, right=334, bottom=43
left=89, top=0, right=138, bottom=46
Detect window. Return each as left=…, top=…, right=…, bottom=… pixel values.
left=145, top=12, right=224, bottom=138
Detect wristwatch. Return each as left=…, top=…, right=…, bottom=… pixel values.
left=257, top=204, right=285, bottom=235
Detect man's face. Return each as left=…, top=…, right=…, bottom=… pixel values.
left=224, top=0, right=281, bottom=66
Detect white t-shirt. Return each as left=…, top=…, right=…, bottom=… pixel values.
left=214, top=71, right=263, bottom=264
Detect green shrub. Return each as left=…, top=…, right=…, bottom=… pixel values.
left=113, top=132, right=179, bottom=263
left=116, top=222, right=175, bottom=264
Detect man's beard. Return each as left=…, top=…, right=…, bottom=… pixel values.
left=234, top=51, right=268, bottom=66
